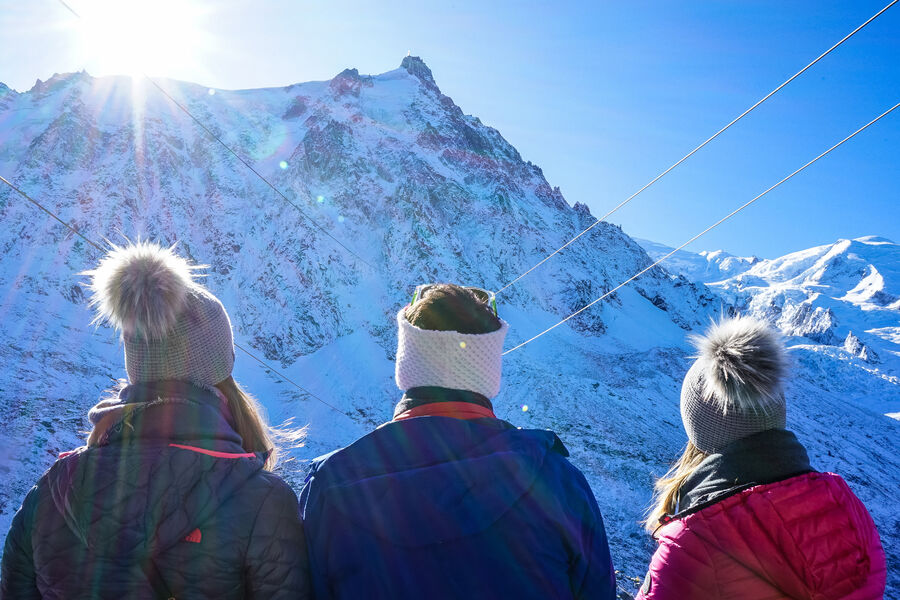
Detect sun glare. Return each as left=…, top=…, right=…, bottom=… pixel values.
left=74, top=0, right=211, bottom=79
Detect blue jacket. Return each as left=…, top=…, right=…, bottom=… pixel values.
left=1, top=381, right=310, bottom=600
left=299, top=414, right=615, bottom=599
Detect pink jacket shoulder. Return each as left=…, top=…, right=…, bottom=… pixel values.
left=636, top=472, right=886, bottom=600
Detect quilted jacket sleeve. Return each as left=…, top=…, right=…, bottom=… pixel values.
left=0, top=485, right=41, bottom=600
left=635, top=521, right=717, bottom=600
left=244, top=478, right=311, bottom=600
left=566, top=470, right=616, bottom=600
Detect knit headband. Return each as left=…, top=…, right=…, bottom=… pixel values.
left=394, top=308, right=509, bottom=399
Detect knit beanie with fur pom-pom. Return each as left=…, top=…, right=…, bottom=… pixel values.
left=84, top=241, right=234, bottom=386
left=680, top=316, right=787, bottom=454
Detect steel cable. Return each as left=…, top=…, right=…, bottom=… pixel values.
left=503, top=102, right=900, bottom=355
left=495, top=0, right=898, bottom=296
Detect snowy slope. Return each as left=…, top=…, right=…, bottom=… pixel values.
left=1, top=59, right=898, bottom=596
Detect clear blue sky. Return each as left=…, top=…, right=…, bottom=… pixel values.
left=1, top=0, right=898, bottom=258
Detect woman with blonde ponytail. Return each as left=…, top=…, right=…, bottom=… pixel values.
left=1, top=241, right=310, bottom=599
left=637, top=316, right=885, bottom=600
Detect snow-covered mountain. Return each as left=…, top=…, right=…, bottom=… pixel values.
left=2, top=58, right=898, bottom=596
left=638, top=236, right=900, bottom=418
left=635, top=237, right=760, bottom=283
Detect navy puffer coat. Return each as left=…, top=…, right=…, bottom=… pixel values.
left=300, top=414, right=615, bottom=599
left=1, top=381, right=309, bottom=599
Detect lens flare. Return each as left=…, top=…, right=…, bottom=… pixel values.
left=72, top=0, right=214, bottom=80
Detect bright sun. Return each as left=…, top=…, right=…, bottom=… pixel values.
left=73, top=0, right=210, bottom=79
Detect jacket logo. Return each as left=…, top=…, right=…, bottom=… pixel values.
left=184, top=528, right=202, bottom=543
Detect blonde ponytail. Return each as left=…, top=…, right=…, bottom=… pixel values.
left=643, top=441, right=708, bottom=533
left=215, top=376, right=306, bottom=471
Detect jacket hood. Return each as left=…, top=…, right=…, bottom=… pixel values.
left=46, top=381, right=266, bottom=554
left=307, top=416, right=568, bottom=547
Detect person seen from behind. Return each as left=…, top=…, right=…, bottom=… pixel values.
left=637, top=316, right=886, bottom=600
left=1, top=241, right=310, bottom=599
left=299, top=283, right=616, bottom=599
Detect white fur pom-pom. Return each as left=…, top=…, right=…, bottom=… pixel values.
left=691, top=316, right=786, bottom=414
left=84, top=241, right=202, bottom=340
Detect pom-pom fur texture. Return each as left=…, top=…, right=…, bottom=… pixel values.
left=690, top=316, right=787, bottom=414
left=85, top=241, right=202, bottom=340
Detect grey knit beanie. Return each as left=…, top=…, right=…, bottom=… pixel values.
left=680, top=316, right=787, bottom=454
left=85, top=241, right=234, bottom=386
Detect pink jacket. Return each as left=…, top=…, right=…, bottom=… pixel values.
left=636, top=472, right=886, bottom=600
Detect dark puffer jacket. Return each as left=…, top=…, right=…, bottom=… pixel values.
left=1, top=381, right=310, bottom=600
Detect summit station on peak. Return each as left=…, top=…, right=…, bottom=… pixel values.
left=400, top=55, right=438, bottom=89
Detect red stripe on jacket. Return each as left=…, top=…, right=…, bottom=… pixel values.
left=393, top=401, right=496, bottom=421
left=168, top=443, right=256, bottom=458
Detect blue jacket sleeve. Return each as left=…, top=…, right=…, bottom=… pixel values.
left=0, top=485, right=41, bottom=600
left=567, top=471, right=617, bottom=600
left=244, top=478, right=311, bottom=600
left=297, top=461, right=331, bottom=600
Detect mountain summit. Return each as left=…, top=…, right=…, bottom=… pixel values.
left=400, top=55, right=437, bottom=88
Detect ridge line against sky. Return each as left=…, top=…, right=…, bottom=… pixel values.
left=1, top=0, right=897, bottom=259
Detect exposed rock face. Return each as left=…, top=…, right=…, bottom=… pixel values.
left=844, top=331, right=880, bottom=364
left=401, top=55, right=438, bottom=90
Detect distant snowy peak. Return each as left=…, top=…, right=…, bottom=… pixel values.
left=639, top=236, right=899, bottom=309
left=634, top=238, right=759, bottom=283
left=636, top=235, right=899, bottom=382
left=734, top=237, right=900, bottom=309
